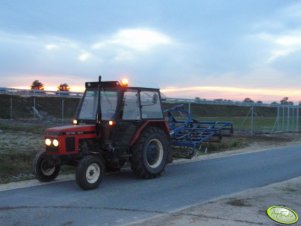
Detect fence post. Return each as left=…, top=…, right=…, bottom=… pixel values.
left=10, top=95, right=13, bottom=119
left=297, top=107, right=300, bottom=132
left=61, top=99, right=64, bottom=124
left=33, top=96, right=36, bottom=119
left=251, top=105, right=254, bottom=135
left=272, top=106, right=280, bottom=132
left=287, top=106, right=290, bottom=132
left=282, top=106, right=285, bottom=131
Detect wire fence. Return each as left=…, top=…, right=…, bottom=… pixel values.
left=0, top=89, right=300, bottom=134
left=166, top=102, right=301, bottom=134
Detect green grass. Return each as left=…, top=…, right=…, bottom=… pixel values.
left=0, top=121, right=48, bottom=134
left=198, top=116, right=278, bottom=132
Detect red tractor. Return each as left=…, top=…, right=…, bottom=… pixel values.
left=33, top=77, right=171, bottom=190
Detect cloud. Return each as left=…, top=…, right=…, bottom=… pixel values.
left=252, top=2, right=301, bottom=63
left=92, top=28, right=172, bottom=52
left=256, top=31, right=301, bottom=62
left=283, top=2, right=301, bottom=18
left=78, top=52, right=92, bottom=62
left=0, top=27, right=178, bottom=89
left=161, top=85, right=301, bottom=102
left=45, top=44, right=59, bottom=50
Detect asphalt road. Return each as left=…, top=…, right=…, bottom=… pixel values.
left=1, top=145, right=301, bottom=226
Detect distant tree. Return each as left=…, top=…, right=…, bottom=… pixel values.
left=299, top=101, right=301, bottom=106
left=194, top=97, right=201, bottom=102
left=31, top=80, right=44, bottom=90
left=214, top=99, right=223, bottom=102
left=243, top=97, right=254, bottom=103
left=271, top=101, right=278, bottom=105
left=256, top=100, right=263, bottom=104
left=280, top=97, right=291, bottom=105
left=57, top=83, right=70, bottom=92
left=280, top=97, right=288, bottom=104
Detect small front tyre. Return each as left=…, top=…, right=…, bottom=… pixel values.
left=76, top=155, right=105, bottom=190
left=33, top=151, right=60, bottom=182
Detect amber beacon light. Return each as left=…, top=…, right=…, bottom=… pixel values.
left=121, top=78, right=129, bottom=87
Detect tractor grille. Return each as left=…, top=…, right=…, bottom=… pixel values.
left=46, top=146, right=58, bottom=152
left=65, top=137, right=75, bottom=152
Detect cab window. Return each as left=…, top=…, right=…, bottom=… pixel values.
left=140, top=91, right=163, bottom=119
left=122, top=90, right=141, bottom=120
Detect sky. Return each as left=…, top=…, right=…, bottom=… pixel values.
left=1, top=0, right=301, bottom=103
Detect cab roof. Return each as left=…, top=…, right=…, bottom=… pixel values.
left=85, top=81, right=160, bottom=91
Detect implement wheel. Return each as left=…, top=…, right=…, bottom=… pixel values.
left=76, top=155, right=105, bottom=190
left=33, top=151, right=60, bottom=182
left=130, top=127, right=169, bottom=179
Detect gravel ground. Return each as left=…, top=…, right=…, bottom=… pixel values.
left=0, top=130, right=43, bottom=153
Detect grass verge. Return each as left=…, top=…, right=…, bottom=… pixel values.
left=0, top=151, right=36, bottom=184
left=0, top=151, right=74, bottom=184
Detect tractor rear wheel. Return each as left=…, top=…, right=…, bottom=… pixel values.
left=130, top=127, right=169, bottom=179
left=76, top=155, right=105, bottom=190
left=33, top=151, right=60, bottom=182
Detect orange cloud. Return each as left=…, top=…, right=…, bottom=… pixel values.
left=161, top=86, right=301, bottom=102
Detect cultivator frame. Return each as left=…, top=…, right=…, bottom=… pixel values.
left=165, top=105, right=233, bottom=157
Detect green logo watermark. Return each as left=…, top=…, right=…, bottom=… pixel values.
left=267, top=206, right=299, bottom=225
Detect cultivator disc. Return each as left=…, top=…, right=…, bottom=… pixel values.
left=165, top=105, right=233, bottom=158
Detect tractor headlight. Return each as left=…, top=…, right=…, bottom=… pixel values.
left=53, top=139, right=59, bottom=147
left=45, top=138, right=52, bottom=146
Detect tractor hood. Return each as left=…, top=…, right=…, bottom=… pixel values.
left=45, top=124, right=96, bottom=136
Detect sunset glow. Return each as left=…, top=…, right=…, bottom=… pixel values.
left=10, top=83, right=301, bottom=103
left=161, top=86, right=301, bottom=102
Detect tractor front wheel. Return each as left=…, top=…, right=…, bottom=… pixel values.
left=33, top=151, right=60, bottom=182
left=76, top=155, right=105, bottom=190
left=130, top=127, right=169, bottom=179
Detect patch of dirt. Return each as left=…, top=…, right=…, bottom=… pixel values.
left=225, top=198, right=252, bottom=207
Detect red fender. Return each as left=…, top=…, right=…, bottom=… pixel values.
left=130, top=120, right=170, bottom=146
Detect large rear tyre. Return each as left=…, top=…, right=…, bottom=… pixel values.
left=76, top=155, right=105, bottom=190
left=33, top=151, right=60, bottom=182
left=130, top=127, right=169, bottom=179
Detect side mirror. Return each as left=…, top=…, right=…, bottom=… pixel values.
left=141, top=92, right=159, bottom=106
left=152, top=93, right=158, bottom=104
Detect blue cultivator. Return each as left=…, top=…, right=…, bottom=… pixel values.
left=165, top=105, right=233, bottom=158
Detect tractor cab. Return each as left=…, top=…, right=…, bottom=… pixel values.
left=74, top=78, right=167, bottom=151
left=34, top=77, right=171, bottom=190
left=76, top=78, right=163, bottom=124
